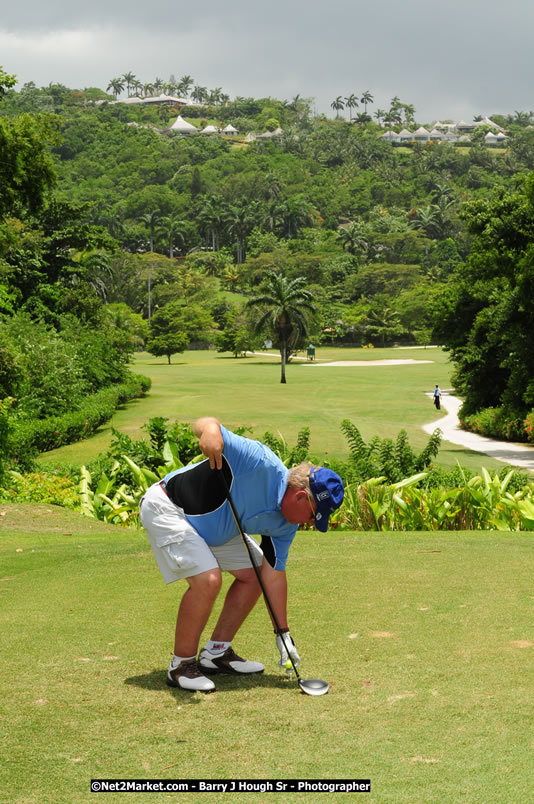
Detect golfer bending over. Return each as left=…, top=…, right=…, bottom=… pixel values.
left=139, top=416, right=344, bottom=693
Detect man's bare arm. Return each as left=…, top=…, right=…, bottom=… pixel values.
left=193, top=417, right=224, bottom=469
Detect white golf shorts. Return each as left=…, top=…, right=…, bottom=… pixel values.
left=139, top=482, right=263, bottom=584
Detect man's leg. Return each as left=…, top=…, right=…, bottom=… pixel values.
left=174, top=568, right=222, bottom=657
left=210, top=568, right=261, bottom=642
left=198, top=568, right=265, bottom=675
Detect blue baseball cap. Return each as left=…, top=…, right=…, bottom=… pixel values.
left=309, top=466, right=344, bottom=532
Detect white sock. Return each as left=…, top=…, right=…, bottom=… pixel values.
left=170, top=654, right=195, bottom=669
left=204, top=640, right=231, bottom=655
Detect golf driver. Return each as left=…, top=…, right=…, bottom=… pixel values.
left=218, top=470, right=329, bottom=696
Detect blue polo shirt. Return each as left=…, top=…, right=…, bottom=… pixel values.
left=163, top=426, right=297, bottom=570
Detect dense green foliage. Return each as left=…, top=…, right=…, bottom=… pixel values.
left=3, top=69, right=534, bottom=448
left=433, top=175, right=534, bottom=431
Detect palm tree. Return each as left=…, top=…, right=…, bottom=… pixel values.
left=401, top=103, right=416, bottom=125
left=262, top=172, right=284, bottom=200
left=344, top=94, right=359, bottom=121
left=360, top=90, right=374, bottom=114
left=138, top=210, right=161, bottom=252
left=366, top=305, right=403, bottom=347
left=263, top=199, right=283, bottom=233
left=177, top=75, right=194, bottom=97
left=106, top=77, right=125, bottom=99
left=197, top=194, right=227, bottom=251
left=191, top=85, right=208, bottom=103
left=70, top=250, right=114, bottom=301
left=208, top=87, right=223, bottom=105
left=224, top=200, right=257, bottom=263
left=196, top=195, right=228, bottom=251
left=336, top=223, right=368, bottom=256
left=131, top=79, right=143, bottom=97
left=159, top=215, right=187, bottom=258
left=374, top=108, right=386, bottom=127
left=122, top=72, right=136, bottom=97
left=246, top=272, right=316, bottom=383
left=431, top=183, right=454, bottom=205
left=331, top=96, right=345, bottom=118
left=277, top=197, right=314, bottom=238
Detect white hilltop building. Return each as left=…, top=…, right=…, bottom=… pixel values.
left=97, top=94, right=192, bottom=107
left=222, top=123, right=239, bottom=134
left=412, top=126, right=431, bottom=141
left=380, top=114, right=508, bottom=146
left=167, top=115, right=199, bottom=135
left=200, top=124, right=220, bottom=134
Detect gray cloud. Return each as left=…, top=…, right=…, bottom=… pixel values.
left=2, top=0, right=533, bottom=122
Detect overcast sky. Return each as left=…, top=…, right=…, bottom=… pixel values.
left=1, top=0, right=531, bottom=124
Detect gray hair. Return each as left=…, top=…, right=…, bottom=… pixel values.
left=287, top=461, right=314, bottom=491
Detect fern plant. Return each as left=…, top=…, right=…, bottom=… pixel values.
left=340, top=419, right=442, bottom=483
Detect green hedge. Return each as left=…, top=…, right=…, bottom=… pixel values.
left=7, top=373, right=151, bottom=470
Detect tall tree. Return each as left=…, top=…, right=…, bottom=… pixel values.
left=122, top=72, right=136, bottom=97
left=432, top=178, right=534, bottom=415
left=177, top=75, right=194, bottom=97
left=277, top=197, right=314, bottom=238
left=246, top=271, right=316, bottom=384
left=344, top=94, right=359, bottom=121
left=159, top=215, right=187, bottom=258
left=0, top=113, right=57, bottom=216
left=197, top=195, right=227, bottom=251
left=106, top=77, right=125, bottom=99
left=360, top=90, right=374, bottom=114
left=331, top=96, right=345, bottom=118
left=138, top=209, right=161, bottom=253
left=224, top=201, right=257, bottom=264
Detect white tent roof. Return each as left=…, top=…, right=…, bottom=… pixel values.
left=398, top=128, right=413, bottom=138
left=200, top=125, right=219, bottom=134
left=413, top=126, right=430, bottom=136
left=222, top=124, right=238, bottom=133
left=169, top=115, right=198, bottom=132
left=143, top=94, right=188, bottom=104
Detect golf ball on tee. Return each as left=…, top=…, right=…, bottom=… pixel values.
left=285, top=659, right=292, bottom=670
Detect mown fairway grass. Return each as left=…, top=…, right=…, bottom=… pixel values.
left=1, top=504, right=533, bottom=803
left=38, top=347, right=507, bottom=474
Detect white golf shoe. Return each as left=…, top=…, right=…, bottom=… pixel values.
left=166, top=659, right=216, bottom=693
left=198, top=646, right=264, bottom=675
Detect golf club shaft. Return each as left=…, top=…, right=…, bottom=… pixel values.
left=218, top=470, right=302, bottom=681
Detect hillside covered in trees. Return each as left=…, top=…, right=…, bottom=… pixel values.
left=2, top=67, right=534, bottom=465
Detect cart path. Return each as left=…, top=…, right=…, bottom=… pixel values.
left=423, top=392, right=534, bottom=473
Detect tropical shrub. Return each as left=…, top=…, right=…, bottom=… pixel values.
left=340, top=419, right=442, bottom=483
left=524, top=409, right=534, bottom=443
left=337, top=468, right=534, bottom=532
left=262, top=426, right=311, bottom=467
left=461, top=406, right=528, bottom=442
left=0, top=471, right=79, bottom=508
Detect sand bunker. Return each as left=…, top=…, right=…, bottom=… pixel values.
left=305, top=359, right=434, bottom=367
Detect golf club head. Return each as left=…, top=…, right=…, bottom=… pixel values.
left=299, top=678, right=329, bottom=696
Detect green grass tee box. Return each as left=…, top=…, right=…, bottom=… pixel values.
left=1, top=504, right=534, bottom=803
left=38, top=347, right=510, bottom=474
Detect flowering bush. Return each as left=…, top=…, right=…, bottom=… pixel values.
left=461, top=407, right=528, bottom=443
left=524, top=410, right=534, bottom=444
